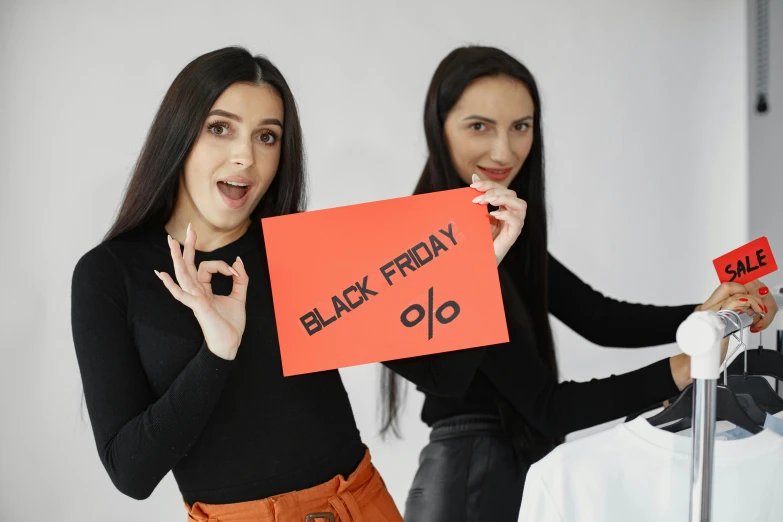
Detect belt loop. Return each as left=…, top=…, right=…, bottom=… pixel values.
left=184, top=500, right=213, bottom=522
left=327, top=492, right=363, bottom=522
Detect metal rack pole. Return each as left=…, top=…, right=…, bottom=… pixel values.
left=676, top=311, right=739, bottom=522
left=690, top=377, right=716, bottom=521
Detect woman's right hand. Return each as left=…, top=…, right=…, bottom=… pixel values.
left=155, top=225, right=249, bottom=360
left=470, top=174, right=527, bottom=266
left=696, top=281, right=766, bottom=316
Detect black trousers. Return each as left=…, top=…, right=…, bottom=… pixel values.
left=403, top=414, right=531, bottom=522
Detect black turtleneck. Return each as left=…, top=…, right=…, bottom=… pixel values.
left=385, top=254, right=697, bottom=439
left=71, top=222, right=366, bottom=504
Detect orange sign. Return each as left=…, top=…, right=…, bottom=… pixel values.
left=713, top=236, right=778, bottom=285
left=261, top=188, right=509, bottom=376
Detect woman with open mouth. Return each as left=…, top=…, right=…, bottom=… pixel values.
left=70, top=46, right=409, bottom=522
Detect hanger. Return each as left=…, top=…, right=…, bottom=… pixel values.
left=628, top=310, right=781, bottom=425
left=645, top=384, right=765, bottom=434
left=646, top=311, right=766, bottom=433
left=725, top=375, right=783, bottom=414
left=652, top=391, right=768, bottom=433
left=726, top=349, right=783, bottom=381
left=723, top=319, right=783, bottom=414
left=634, top=375, right=783, bottom=429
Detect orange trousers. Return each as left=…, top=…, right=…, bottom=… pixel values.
left=184, top=449, right=403, bottom=522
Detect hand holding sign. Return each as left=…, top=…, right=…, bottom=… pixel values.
left=696, top=281, right=775, bottom=333
left=698, top=282, right=765, bottom=315
left=470, top=174, right=527, bottom=265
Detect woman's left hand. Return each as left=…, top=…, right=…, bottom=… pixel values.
left=696, top=278, right=778, bottom=333
left=470, top=174, right=527, bottom=266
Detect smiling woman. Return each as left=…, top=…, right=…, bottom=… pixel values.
left=70, top=47, right=405, bottom=522
left=379, top=45, right=778, bottom=522
left=444, top=75, right=535, bottom=186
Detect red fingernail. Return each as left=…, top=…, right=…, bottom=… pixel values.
left=764, top=305, right=768, bottom=313
left=759, top=287, right=769, bottom=296
left=751, top=328, right=759, bottom=333
left=739, top=298, right=748, bottom=302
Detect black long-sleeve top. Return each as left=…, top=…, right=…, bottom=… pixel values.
left=385, top=254, right=697, bottom=440
left=71, top=222, right=372, bottom=504
left=72, top=217, right=695, bottom=503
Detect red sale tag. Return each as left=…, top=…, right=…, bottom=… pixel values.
left=713, top=236, right=778, bottom=284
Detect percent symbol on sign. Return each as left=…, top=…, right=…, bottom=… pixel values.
left=400, top=286, right=461, bottom=340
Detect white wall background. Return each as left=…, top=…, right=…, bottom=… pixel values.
left=0, top=1, right=750, bottom=520
left=749, top=0, right=783, bottom=294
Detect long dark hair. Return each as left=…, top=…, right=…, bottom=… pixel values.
left=104, top=46, right=306, bottom=242
left=380, top=46, right=557, bottom=438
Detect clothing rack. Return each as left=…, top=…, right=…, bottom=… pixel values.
left=676, top=311, right=753, bottom=521
left=774, top=291, right=783, bottom=394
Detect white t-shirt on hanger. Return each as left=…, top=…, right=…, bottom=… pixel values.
left=519, top=415, right=783, bottom=521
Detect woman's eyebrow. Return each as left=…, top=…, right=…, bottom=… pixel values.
left=462, top=115, right=533, bottom=125
left=207, top=109, right=283, bottom=128
left=463, top=115, right=496, bottom=124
